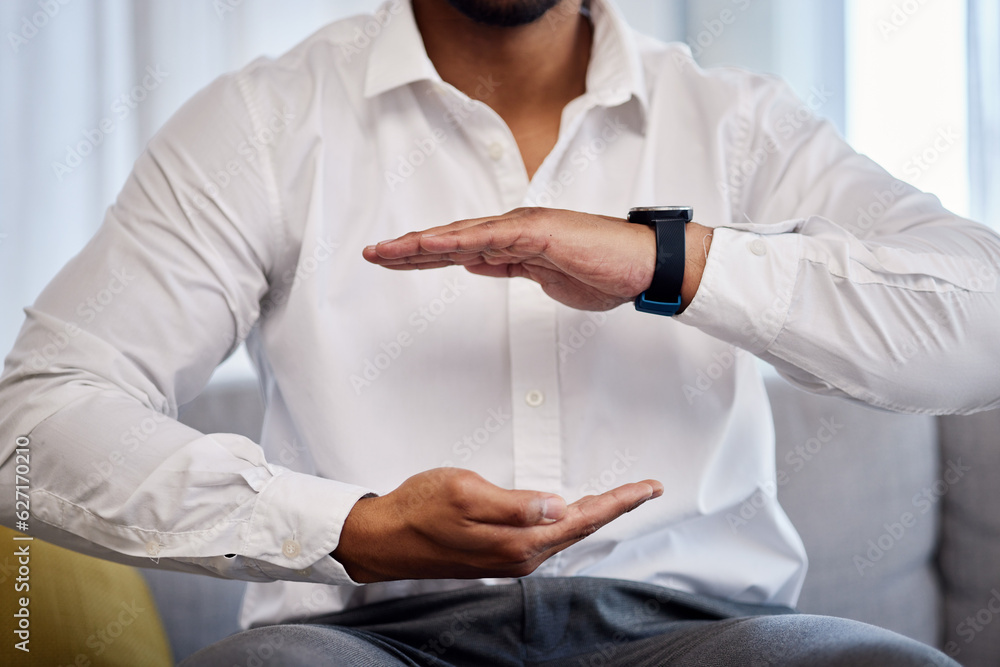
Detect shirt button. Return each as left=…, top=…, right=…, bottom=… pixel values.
left=282, top=539, right=301, bottom=559
left=748, top=238, right=767, bottom=256
left=487, top=142, right=504, bottom=161
left=525, top=390, right=545, bottom=407
left=145, top=541, right=161, bottom=556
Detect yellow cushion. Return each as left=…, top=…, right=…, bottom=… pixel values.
left=0, top=526, right=173, bottom=666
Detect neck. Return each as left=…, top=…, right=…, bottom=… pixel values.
left=412, top=0, right=592, bottom=177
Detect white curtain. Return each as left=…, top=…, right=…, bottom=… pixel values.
left=0, top=0, right=377, bottom=361
left=1, top=0, right=985, bottom=370
left=969, top=0, right=999, bottom=224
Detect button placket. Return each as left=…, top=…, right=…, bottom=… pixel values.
left=507, top=279, right=562, bottom=494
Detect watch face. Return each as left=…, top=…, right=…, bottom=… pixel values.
left=628, top=206, right=693, bottom=223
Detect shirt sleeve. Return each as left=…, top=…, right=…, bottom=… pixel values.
left=0, top=68, right=372, bottom=584
left=676, top=75, right=1000, bottom=415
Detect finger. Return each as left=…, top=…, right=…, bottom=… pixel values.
left=459, top=481, right=569, bottom=527
left=393, top=208, right=540, bottom=242
left=364, top=213, right=518, bottom=261
left=381, top=215, right=548, bottom=260
left=517, top=481, right=662, bottom=566
left=463, top=260, right=565, bottom=281
left=463, top=263, right=523, bottom=279
left=374, top=260, right=458, bottom=271
left=462, top=480, right=660, bottom=574
left=418, top=219, right=538, bottom=257
left=544, top=480, right=662, bottom=541
left=363, top=231, right=426, bottom=260
left=364, top=251, right=461, bottom=267
left=397, top=213, right=512, bottom=239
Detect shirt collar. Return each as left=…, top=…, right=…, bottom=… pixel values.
left=363, top=0, right=649, bottom=126
left=583, top=0, right=649, bottom=125
left=363, top=0, right=441, bottom=99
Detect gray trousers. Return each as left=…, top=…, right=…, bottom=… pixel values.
left=181, top=577, right=959, bottom=666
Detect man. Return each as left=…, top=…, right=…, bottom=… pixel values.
left=1, top=0, right=996, bottom=664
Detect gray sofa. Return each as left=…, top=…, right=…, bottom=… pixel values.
left=143, top=372, right=1000, bottom=665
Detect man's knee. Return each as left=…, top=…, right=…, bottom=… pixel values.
left=725, top=615, right=960, bottom=667
left=178, top=624, right=409, bottom=667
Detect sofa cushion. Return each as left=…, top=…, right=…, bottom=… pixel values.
left=937, top=410, right=1000, bottom=667
left=0, top=526, right=173, bottom=666
left=766, top=373, right=941, bottom=647
left=176, top=378, right=265, bottom=442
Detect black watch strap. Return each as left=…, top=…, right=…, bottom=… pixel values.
left=627, top=207, right=692, bottom=310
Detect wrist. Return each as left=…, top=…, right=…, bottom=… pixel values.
left=679, top=222, right=712, bottom=313
left=331, top=495, right=389, bottom=583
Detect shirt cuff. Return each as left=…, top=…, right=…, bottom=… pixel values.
left=244, top=469, right=374, bottom=585
left=676, top=225, right=802, bottom=354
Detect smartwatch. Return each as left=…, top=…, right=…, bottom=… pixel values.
left=627, top=206, right=693, bottom=316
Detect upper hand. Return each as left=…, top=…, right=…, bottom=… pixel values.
left=362, top=207, right=657, bottom=311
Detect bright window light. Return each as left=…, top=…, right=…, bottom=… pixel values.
left=846, top=0, right=969, bottom=217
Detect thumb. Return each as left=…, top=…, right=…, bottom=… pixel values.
left=468, top=486, right=568, bottom=527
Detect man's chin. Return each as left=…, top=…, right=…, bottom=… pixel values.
left=445, top=0, right=563, bottom=27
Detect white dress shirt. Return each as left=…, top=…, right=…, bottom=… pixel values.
left=1, top=0, right=998, bottom=629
